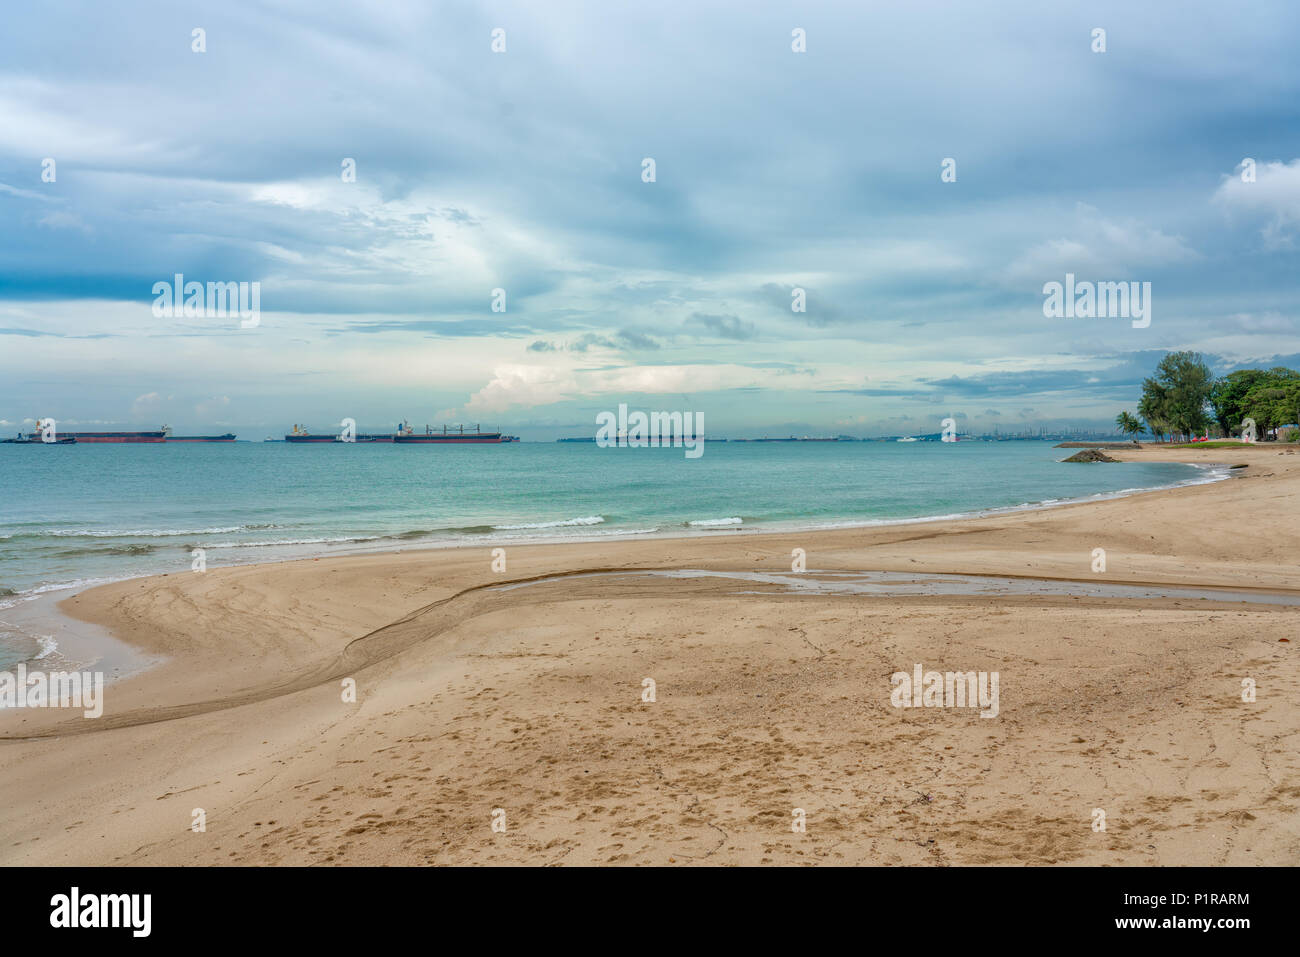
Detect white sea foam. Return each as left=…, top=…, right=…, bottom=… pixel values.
left=33, top=635, right=57, bottom=660
left=40, top=525, right=273, bottom=538
left=203, top=536, right=367, bottom=549
left=577, top=526, right=659, bottom=536
left=688, top=517, right=743, bottom=527
left=13, top=578, right=116, bottom=598
left=0, top=578, right=117, bottom=624
left=493, top=516, right=606, bottom=530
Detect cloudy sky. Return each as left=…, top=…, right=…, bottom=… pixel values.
left=2, top=0, right=1298, bottom=438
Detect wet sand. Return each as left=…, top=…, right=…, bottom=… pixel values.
left=1, top=444, right=1297, bottom=865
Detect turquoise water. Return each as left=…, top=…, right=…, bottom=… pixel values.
left=0, top=441, right=1216, bottom=667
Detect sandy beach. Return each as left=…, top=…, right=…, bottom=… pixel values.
left=1, top=444, right=1297, bottom=866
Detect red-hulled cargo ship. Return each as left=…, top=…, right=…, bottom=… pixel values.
left=64, top=431, right=168, bottom=443
left=27, top=419, right=168, bottom=443
left=21, top=416, right=170, bottom=442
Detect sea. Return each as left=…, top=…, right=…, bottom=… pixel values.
left=0, top=440, right=1224, bottom=669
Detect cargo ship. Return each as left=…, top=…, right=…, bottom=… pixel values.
left=393, top=423, right=503, bottom=444
left=167, top=433, right=237, bottom=443
left=19, top=420, right=168, bottom=443
left=62, top=431, right=168, bottom=443
left=285, top=422, right=506, bottom=444
left=283, top=424, right=395, bottom=443
left=284, top=424, right=345, bottom=443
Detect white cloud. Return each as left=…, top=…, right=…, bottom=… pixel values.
left=0, top=78, right=184, bottom=167
left=464, top=362, right=812, bottom=414
left=0, top=182, right=51, bottom=201
left=130, top=392, right=163, bottom=418
left=1004, top=204, right=1198, bottom=279
left=1223, top=311, right=1297, bottom=333
left=194, top=395, right=231, bottom=417
left=37, top=210, right=91, bottom=234
left=1213, top=158, right=1300, bottom=248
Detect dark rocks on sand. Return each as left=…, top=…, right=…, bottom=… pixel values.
left=1062, top=449, right=1119, bottom=463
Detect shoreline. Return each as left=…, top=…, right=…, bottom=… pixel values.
left=0, top=451, right=1246, bottom=694
left=1, top=588, right=162, bottom=679
left=25, top=444, right=1290, bottom=702
left=2, top=443, right=1297, bottom=865
left=2, top=451, right=1232, bottom=643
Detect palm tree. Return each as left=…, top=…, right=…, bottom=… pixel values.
left=1115, top=411, right=1144, bottom=440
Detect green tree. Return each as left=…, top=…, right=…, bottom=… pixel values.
left=1242, top=380, right=1300, bottom=441
left=1211, top=367, right=1300, bottom=437
left=1114, top=411, right=1144, bottom=438
left=1140, top=352, right=1212, bottom=442
left=1137, top=385, right=1169, bottom=442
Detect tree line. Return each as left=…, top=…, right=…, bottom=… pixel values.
left=1114, top=352, right=1300, bottom=443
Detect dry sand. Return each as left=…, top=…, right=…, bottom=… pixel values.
left=1, top=444, right=1297, bottom=865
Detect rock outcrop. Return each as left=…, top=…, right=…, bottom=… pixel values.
left=1062, top=449, right=1119, bottom=463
